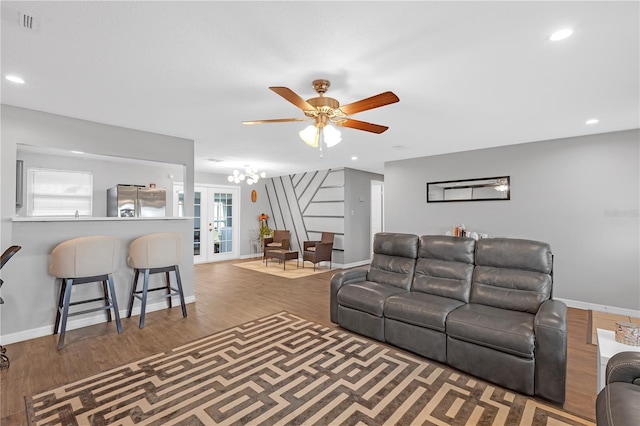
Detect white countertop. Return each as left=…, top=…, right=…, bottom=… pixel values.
left=13, top=216, right=190, bottom=222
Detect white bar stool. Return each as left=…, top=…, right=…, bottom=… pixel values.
left=49, top=236, right=123, bottom=350
left=126, top=232, right=187, bottom=328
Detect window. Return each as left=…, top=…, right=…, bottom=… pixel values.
left=26, top=168, right=93, bottom=217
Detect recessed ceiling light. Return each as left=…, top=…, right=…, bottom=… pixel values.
left=550, top=28, right=573, bottom=41
left=585, top=119, right=599, bottom=125
left=351, top=156, right=358, bottom=160
left=70, top=150, right=84, bottom=154
left=5, top=75, right=25, bottom=84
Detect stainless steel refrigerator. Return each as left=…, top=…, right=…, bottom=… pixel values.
left=107, top=185, right=166, bottom=217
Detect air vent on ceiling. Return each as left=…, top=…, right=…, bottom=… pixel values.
left=20, top=12, right=37, bottom=30
left=0, top=5, right=41, bottom=32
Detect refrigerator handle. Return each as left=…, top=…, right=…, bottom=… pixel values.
left=135, top=190, right=141, bottom=217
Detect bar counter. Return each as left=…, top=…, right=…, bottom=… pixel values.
left=2, top=217, right=194, bottom=345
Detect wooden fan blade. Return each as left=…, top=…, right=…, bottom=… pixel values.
left=338, top=91, right=399, bottom=116
left=269, top=87, right=316, bottom=111
left=242, top=118, right=308, bottom=125
left=337, top=118, right=389, bottom=134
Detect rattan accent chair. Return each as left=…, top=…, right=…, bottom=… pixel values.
left=263, top=230, right=291, bottom=259
left=303, top=232, right=334, bottom=270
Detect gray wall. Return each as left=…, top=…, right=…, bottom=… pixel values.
left=17, top=149, right=184, bottom=217
left=384, top=130, right=639, bottom=311
left=263, top=169, right=345, bottom=263
left=344, top=168, right=384, bottom=264
left=256, top=167, right=382, bottom=266
left=2, top=105, right=195, bottom=228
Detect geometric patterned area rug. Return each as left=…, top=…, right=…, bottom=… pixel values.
left=233, top=259, right=332, bottom=279
left=26, top=312, right=593, bottom=425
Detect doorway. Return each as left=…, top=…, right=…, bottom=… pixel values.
left=174, top=184, right=240, bottom=263
left=370, top=180, right=384, bottom=256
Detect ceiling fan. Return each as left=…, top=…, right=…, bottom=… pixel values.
left=242, top=79, right=399, bottom=149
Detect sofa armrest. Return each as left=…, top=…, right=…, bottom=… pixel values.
left=263, top=237, right=274, bottom=246
left=281, top=238, right=290, bottom=250
left=330, top=269, right=367, bottom=323
left=606, top=352, right=640, bottom=385
left=534, top=299, right=567, bottom=405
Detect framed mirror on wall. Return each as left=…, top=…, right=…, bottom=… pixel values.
left=427, top=176, right=510, bottom=203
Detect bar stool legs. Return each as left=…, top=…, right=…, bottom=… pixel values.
left=126, top=265, right=187, bottom=329
left=54, top=274, right=123, bottom=350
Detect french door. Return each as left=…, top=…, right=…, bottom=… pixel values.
left=174, top=184, right=239, bottom=263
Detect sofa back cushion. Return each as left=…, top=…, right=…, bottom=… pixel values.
left=413, top=236, right=476, bottom=302
left=367, top=233, right=419, bottom=290
left=471, top=238, right=553, bottom=313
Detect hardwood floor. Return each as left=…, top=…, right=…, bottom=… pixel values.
left=0, top=259, right=597, bottom=424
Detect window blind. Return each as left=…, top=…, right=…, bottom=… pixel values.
left=27, top=168, right=93, bottom=217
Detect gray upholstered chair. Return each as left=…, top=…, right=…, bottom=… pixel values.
left=126, top=232, right=187, bottom=329
left=49, top=236, right=123, bottom=350
left=303, top=232, right=334, bottom=270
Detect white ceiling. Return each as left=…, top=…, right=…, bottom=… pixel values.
left=1, top=1, right=638, bottom=177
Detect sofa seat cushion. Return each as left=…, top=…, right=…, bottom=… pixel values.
left=266, top=242, right=282, bottom=247
left=337, top=282, right=407, bottom=317
left=385, top=293, right=465, bottom=332
left=446, top=303, right=535, bottom=358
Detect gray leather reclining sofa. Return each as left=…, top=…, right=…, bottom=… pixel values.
left=330, top=232, right=567, bottom=405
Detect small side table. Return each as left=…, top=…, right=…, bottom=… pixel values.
left=265, top=249, right=299, bottom=270
left=596, top=328, right=640, bottom=393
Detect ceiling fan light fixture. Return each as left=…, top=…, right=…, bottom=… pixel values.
left=300, top=124, right=319, bottom=147
left=323, top=124, right=342, bottom=147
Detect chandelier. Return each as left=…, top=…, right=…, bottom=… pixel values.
left=227, top=167, right=266, bottom=185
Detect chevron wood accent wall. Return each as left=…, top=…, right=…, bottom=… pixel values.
left=264, top=169, right=344, bottom=260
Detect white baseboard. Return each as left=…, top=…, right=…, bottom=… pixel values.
left=239, top=253, right=262, bottom=259
left=555, top=297, right=640, bottom=317
left=234, top=255, right=371, bottom=270
left=333, top=260, right=371, bottom=270
left=0, top=296, right=196, bottom=345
